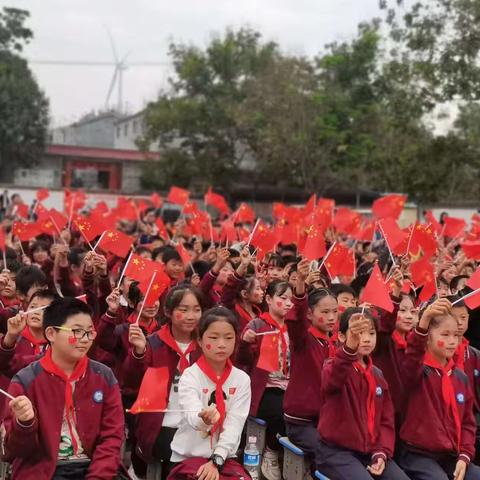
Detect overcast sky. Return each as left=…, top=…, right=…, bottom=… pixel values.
left=6, top=0, right=395, bottom=126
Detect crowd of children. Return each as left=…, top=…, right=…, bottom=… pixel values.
left=0, top=189, right=479, bottom=480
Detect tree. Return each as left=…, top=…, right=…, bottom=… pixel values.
left=0, top=8, right=49, bottom=178
left=139, top=27, right=279, bottom=191
left=380, top=0, right=480, bottom=102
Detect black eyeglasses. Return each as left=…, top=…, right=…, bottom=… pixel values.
left=53, top=326, right=97, bottom=341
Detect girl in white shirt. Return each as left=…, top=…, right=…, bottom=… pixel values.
left=168, top=306, right=252, bottom=480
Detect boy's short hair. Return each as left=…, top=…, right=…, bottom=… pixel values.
left=1, top=259, right=22, bottom=274
left=29, top=289, right=59, bottom=306
left=331, top=284, right=357, bottom=298
left=162, top=247, right=182, bottom=264
left=152, top=246, right=166, bottom=261
left=16, top=266, right=47, bottom=296
left=43, top=297, right=93, bottom=331
left=30, top=240, right=50, bottom=253
left=450, top=275, right=469, bottom=292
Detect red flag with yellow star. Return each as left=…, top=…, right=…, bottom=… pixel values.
left=74, top=215, right=104, bottom=242
left=257, top=334, right=281, bottom=373
left=129, top=367, right=169, bottom=414
left=325, top=243, right=356, bottom=278
left=360, top=264, right=394, bottom=312
left=13, top=222, right=41, bottom=242
left=167, top=186, right=190, bottom=205
left=233, top=203, right=255, bottom=224
left=98, top=229, right=133, bottom=258
left=372, top=194, right=406, bottom=220
left=139, top=270, right=170, bottom=306
left=124, top=254, right=158, bottom=282
left=301, top=225, right=326, bottom=261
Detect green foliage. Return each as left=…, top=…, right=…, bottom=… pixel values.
left=0, top=8, right=49, bottom=170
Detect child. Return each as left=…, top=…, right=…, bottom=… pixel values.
left=284, top=258, right=338, bottom=472
left=220, top=246, right=263, bottom=332
left=0, top=290, right=58, bottom=376
left=15, top=265, right=48, bottom=306
left=373, top=268, right=418, bottom=420
left=168, top=306, right=251, bottom=480
left=124, top=285, right=204, bottom=477
left=0, top=259, right=22, bottom=309
left=238, top=280, right=293, bottom=480
left=397, top=298, right=480, bottom=479
left=264, top=254, right=286, bottom=283
left=317, top=307, right=409, bottom=479
left=4, top=297, right=126, bottom=479
left=330, top=284, right=358, bottom=314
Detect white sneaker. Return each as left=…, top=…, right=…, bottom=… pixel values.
left=127, top=464, right=145, bottom=480
left=261, top=448, right=282, bottom=480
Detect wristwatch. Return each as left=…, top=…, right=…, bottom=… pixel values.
left=209, top=454, right=225, bottom=472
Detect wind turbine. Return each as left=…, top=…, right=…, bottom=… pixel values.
left=104, top=28, right=130, bottom=113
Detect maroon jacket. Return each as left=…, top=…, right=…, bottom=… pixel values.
left=4, top=358, right=124, bottom=479
left=318, top=346, right=395, bottom=460
left=283, top=294, right=329, bottom=423
left=454, top=340, right=480, bottom=413
left=0, top=335, right=48, bottom=377
left=236, top=316, right=287, bottom=416
left=122, top=330, right=201, bottom=462
left=399, top=328, right=476, bottom=463
left=372, top=298, right=406, bottom=417
left=199, top=269, right=221, bottom=308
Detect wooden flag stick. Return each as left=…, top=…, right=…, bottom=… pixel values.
left=318, top=241, right=337, bottom=272
left=246, top=219, right=261, bottom=247
left=452, top=288, right=480, bottom=306
left=93, top=231, right=106, bottom=251
left=136, top=271, right=157, bottom=325
left=50, top=216, right=68, bottom=246
left=117, top=250, right=134, bottom=289
left=255, top=330, right=279, bottom=336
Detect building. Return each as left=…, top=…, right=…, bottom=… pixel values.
left=14, top=144, right=159, bottom=194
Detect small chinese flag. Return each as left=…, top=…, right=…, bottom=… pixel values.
left=167, top=186, right=190, bottom=205
left=379, top=218, right=408, bottom=254
left=233, top=203, right=255, bottom=224
left=257, top=334, right=280, bottom=373
left=176, top=243, right=191, bottom=266
left=150, top=193, right=163, bottom=209
left=13, top=222, right=41, bottom=242
left=48, top=209, right=68, bottom=232
left=220, top=220, right=237, bottom=243
left=333, top=208, right=361, bottom=236
left=129, top=367, right=169, bottom=414
left=372, top=194, right=406, bottom=220
left=443, top=217, right=466, bottom=239
left=98, top=230, right=133, bottom=258
left=125, top=254, right=157, bottom=282
left=15, top=203, right=30, bottom=219
left=461, top=241, right=480, bottom=260
left=74, top=216, right=104, bottom=242
left=425, top=210, right=442, bottom=235
left=36, top=188, right=50, bottom=202
left=139, top=270, right=170, bottom=306
left=301, top=225, right=326, bottom=261
left=155, top=217, right=169, bottom=240
left=325, top=244, right=356, bottom=278
left=360, top=264, right=394, bottom=312
left=204, top=187, right=230, bottom=216
left=465, top=269, right=480, bottom=309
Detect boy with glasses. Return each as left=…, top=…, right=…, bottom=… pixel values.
left=3, top=297, right=126, bottom=479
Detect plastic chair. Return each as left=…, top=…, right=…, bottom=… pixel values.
left=277, top=436, right=309, bottom=480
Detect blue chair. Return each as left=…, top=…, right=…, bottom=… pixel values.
left=278, top=436, right=310, bottom=480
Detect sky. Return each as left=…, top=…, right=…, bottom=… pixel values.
left=5, top=0, right=393, bottom=126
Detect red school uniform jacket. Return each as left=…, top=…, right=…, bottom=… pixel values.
left=399, top=328, right=476, bottom=463
left=454, top=337, right=480, bottom=413
left=4, top=358, right=124, bottom=480
left=283, top=294, right=334, bottom=423
left=122, top=327, right=202, bottom=462
left=318, top=346, right=395, bottom=461
left=372, top=298, right=407, bottom=417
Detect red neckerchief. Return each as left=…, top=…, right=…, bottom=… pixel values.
left=391, top=330, right=407, bottom=350
left=21, top=327, right=48, bottom=355
left=158, top=324, right=197, bottom=374
left=308, top=327, right=335, bottom=358
left=424, top=352, right=461, bottom=451
left=260, top=312, right=288, bottom=375
left=40, top=349, right=88, bottom=456
left=235, top=303, right=261, bottom=323
left=455, top=337, right=469, bottom=372
left=127, top=312, right=158, bottom=335
left=196, top=355, right=233, bottom=443
left=353, top=357, right=377, bottom=445
left=0, top=296, right=20, bottom=308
